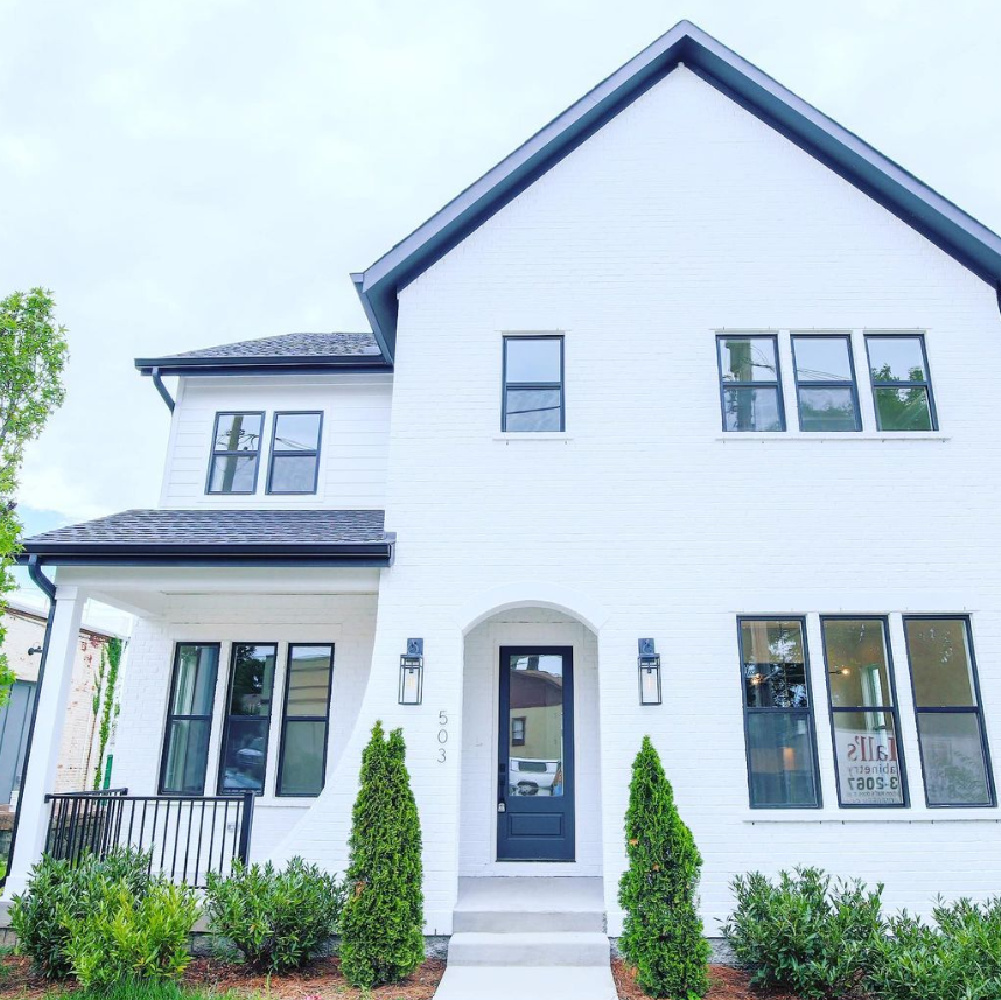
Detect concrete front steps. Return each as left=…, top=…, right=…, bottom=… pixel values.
left=432, top=877, right=618, bottom=1000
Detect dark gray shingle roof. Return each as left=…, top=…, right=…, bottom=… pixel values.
left=22, top=509, right=394, bottom=564
left=169, top=332, right=381, bottom=360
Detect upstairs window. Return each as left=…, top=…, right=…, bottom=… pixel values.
left=739, top=617, right=821, bottom=808
left=218, top=643, right=277, bottom=796
left=904, top=617, right=994, bottom=807
left=268, top=412, right=322, bottom=494
left=160, top=643, right=219, bottom=795
left=207, top=412, right=264, bottom=494
left=865, top=335, right=937, bottom=431
left=792, top=335, right=861, bottom=432
left=717, top=335, right=785, bottom=432
left=502, top=336, right=564, bottom=432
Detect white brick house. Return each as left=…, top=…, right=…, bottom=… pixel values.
left=8, top=19, right=1001, bottom=956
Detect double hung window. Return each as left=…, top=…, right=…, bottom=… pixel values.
left=822, top=618, right=906, bottom=806
left=717, top=335, right=784, bottom=432
left=502, top=336, right=564, bottom=432
left=218, top=643, right=277, bottom=796
left=207, top=412, right=264, bottom=494
left=904, top=617, right=994, bottom=806
left=792, top=335, right=861, bottom=432
left=277, top=644, right=334, bottom=796
left=739, top=618, right=821, bottom=807
left=865, top=335, right=937, bottom=431
left=267, top=412, right=322, bottom=494
left=160, top=644, right=219, bottom=795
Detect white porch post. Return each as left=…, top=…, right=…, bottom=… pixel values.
left=3, top=586, right=85, bottom=897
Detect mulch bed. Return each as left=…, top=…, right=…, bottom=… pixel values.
left=0, top=955, right=808, bottom=999
left=612, top=960, right=804, bottom=999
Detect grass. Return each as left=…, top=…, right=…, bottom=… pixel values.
left=72, top=983, right=252, bottom=999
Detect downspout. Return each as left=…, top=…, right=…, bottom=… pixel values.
left=1, top=556, right=57, bottom=889
left=996, top=281, right=1001, bottom=320
left=150, top=367, right=175, bottom=414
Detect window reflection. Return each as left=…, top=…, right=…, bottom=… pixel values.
left=508, top=655, right=564, bottom=798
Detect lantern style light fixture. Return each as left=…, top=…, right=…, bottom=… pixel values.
left=399, top=638, right=424, bottom=705
left=638, top=638, right=662, bottom=705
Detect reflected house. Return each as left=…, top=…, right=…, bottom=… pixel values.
left=509, top=657, right=564, bottom=797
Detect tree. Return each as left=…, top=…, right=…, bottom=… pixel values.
left=92, top=636, right=123, bottom=788
left=618, top=736, right=710, bottom=999
left=339, top=721, right=425, bottom=988
left=0, top=289, right=69, bottom=704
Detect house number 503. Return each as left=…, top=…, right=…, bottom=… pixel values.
left=437, top=711, right=449, bottom=762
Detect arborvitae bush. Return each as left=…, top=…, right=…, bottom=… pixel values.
left=339, top=722, right=425, bottom=988
left=618, top=736, right=710, bottom=999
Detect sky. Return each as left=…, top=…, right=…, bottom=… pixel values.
left=2, top=0, right=1000, bottom=538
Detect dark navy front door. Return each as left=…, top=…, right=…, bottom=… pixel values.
left=497, top=646, right=574, bottom=861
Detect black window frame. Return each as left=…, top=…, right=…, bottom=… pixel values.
left=276, top=642, right=335, bottom=798
left=501, top=334, right=565, bottom=433
left=791, top=333, right=862, bottom=432
left=158, top=642, right=220, bottom=796
left=217, top=641, right=278, bottom=798
left=864, top=333, right=938, bottom=431
left=820, top=616, right=909, bottom=809
left=903, top=615, right=995, bottom=808
left=205, top=411, right=265, bottom=495
left=266, top=410, right=323, bottom=496
left=737, top=615, right=823, bottom=810
left=716, top=333, right=786, bottom=433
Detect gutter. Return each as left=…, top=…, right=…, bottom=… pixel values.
left=135, top=357, right=392, bottom=378
left=1, top=557, right=57, bottom=889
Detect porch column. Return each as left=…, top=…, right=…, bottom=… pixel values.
left=3, top=586, right=85, bottom=897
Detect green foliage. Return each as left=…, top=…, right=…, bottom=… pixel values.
left=0, top=287, right=69, bottom=704
left=61, top=878, right=199, bottom=990
left=204, top=856, right=345, bottom=972
left=10, top=847, right=152, bottom=978
left=867, top=897, right=1001, bottom=1000
left=721, top=867, right=884, bottom=999
left=339, top=721, right=425, bottom=988
left=93, top=635, right=123, bottom=788
left=618, top=736, right=710, bottom=1000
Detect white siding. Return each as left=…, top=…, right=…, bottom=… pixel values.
left=159, top=374, right=392, bottom=510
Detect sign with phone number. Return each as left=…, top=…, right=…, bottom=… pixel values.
left=835, top=730, right=903, bottom=805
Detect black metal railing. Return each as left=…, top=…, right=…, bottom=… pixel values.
left=43, top=789, right=254, bottom=887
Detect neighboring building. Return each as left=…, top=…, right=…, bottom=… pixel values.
left=7, top=18, right=1001, bottom=968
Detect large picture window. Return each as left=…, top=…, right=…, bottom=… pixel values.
left=267, top=412, right=322, bottom=494
left=277, top=644, right=334, bottom=797
left=865, top=334, right=937, bottom=431
left=218, top=643, right=277, bottom=796
left=822, top=618, right=906, bottom=807
left=717, top=335, right=785, bottom=432
left=207, top=412, right=264, bottom=494
left=502, top=336, right=564, bottom=432
left=904, top=617, right=994, bottom=806
left=792, top=334, right=861, bottom=432
left=160, top=643, right=219, bottom=795
left=739, top=618, right=821, bottom=808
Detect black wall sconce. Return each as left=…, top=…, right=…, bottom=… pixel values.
left=638, top=638, right=662, bottom=705
left=399, top=638, right=423, bottom=705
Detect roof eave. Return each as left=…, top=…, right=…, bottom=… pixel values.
left=135, top=356, right=392, bottom=377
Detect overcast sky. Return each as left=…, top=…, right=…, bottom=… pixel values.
left=3, top=0, right=1000, bottom=534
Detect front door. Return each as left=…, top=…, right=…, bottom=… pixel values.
left=497, top=646, right=574, bottom=861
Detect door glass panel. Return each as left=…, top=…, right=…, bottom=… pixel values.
left=508, top=654, right=564, bottom=798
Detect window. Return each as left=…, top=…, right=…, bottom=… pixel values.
left=277, top=644, right=334, bottom=796
left=218, top=643, right=277, bottom=795
left=511, top=716, right=526, bottom=747
left=502, top=336, right=564, bottom=432
left=904, top=617, right=994, bottom=806
left=267, top=412, right=322, bottom=494
left=207, top=412, right=264, bottom=494
left=822, top=618, right=906, bottom=807
left=717, top=335, right=784, bottom=432
left=160, top=643, right=219, bottom=795
left=792, top=335, right=861, bottom=432
left=739, top=618, right=821, bottom=807
left=865, top=335, right=937, bottom=431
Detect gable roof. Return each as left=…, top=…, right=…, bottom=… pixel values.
left=353, top=19, right=1001, bottom=361
left=135, top=332, right=389, bottom=377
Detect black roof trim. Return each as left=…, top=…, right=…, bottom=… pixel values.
left=136, top=356, right=393, bottom=377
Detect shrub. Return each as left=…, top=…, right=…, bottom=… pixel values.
left=340, top=722, right=424, bottom=988
left=867, top=897, right=1001, bottom=1000
left=721, top=867, right=883, bottom=999
left=61, top=878, right=199, bottom=990
left=618, top=736, right=710, bottom=999
left=10, top=847, right=152, bottom=978
left=204, top=856, right=345, bottom=971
